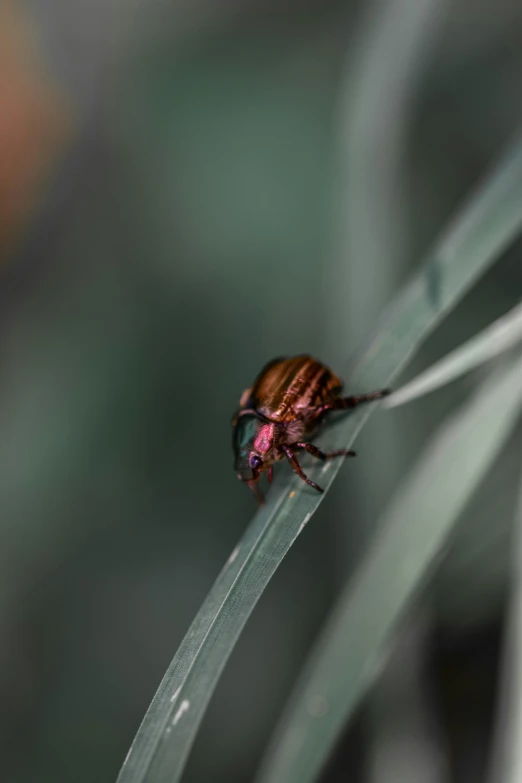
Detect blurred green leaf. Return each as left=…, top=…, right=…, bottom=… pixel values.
left=365, top=612, right=448, bottom=783
left=486, top=460, right=522, bottom=783
left=116, top=130, right=522, bottom=783
left=386, top=299, right=522, bottom=408
left=256, top=353, right=522, bottom=783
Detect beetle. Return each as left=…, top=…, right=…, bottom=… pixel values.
left=232, top=354, right=390, bottom=504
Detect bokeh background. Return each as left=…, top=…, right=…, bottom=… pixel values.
left=2, top=0, right=522, bottom=781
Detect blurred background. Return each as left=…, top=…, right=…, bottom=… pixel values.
left=2, top=0, right=522, bottom=781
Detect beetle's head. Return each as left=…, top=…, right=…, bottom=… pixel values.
left=233, top=415, right=265, bottom=480
left=233, top=414, right=274, bottom=502
left=235, top=449, right=264, bottom=482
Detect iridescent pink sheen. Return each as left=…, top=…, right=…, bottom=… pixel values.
left=253, top=423, right=275, bottom=455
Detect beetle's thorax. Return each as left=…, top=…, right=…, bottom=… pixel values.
left=251, top=419, right=316, bottom=464
left=252, top=422, right=276, bottom=456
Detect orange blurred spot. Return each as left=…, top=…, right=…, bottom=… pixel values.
left=0, top=0, right=70, bottom=258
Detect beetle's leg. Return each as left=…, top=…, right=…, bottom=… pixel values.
left=281, top=445, right=324, bottom=493
left=239, top=387, right=252, bottom=408
left=290, top=442, right=356, bottom=460
left=267, top=465, right=273, bottom=483
left=319, top=388, right=391, bottom=414
left=247, top=479, right=265, bottom=506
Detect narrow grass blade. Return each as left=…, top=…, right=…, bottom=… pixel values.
left=331, top=0, right=443, bottom=351
left=366, top=611, right=448, bottom=783
left=386, top=299, right=522, bottom=408
left=117, top=130, right=522, bottom=783
left=256, top=354, right=522, bottom=783
left=486, top=460, right=522, bottom=783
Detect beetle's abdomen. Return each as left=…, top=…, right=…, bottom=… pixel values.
left=249, top=355, right=342, bottom=422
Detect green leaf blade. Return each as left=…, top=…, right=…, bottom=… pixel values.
left=386, top=299, right=522, bottom=408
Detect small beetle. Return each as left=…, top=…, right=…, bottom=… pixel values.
left=232, top=354, right=390, bottom=504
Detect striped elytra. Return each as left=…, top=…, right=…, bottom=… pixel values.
left=246, top=355, right=342, bottom=422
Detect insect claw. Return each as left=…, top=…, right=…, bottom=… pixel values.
left=247, top=480, right=265, bottom=506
